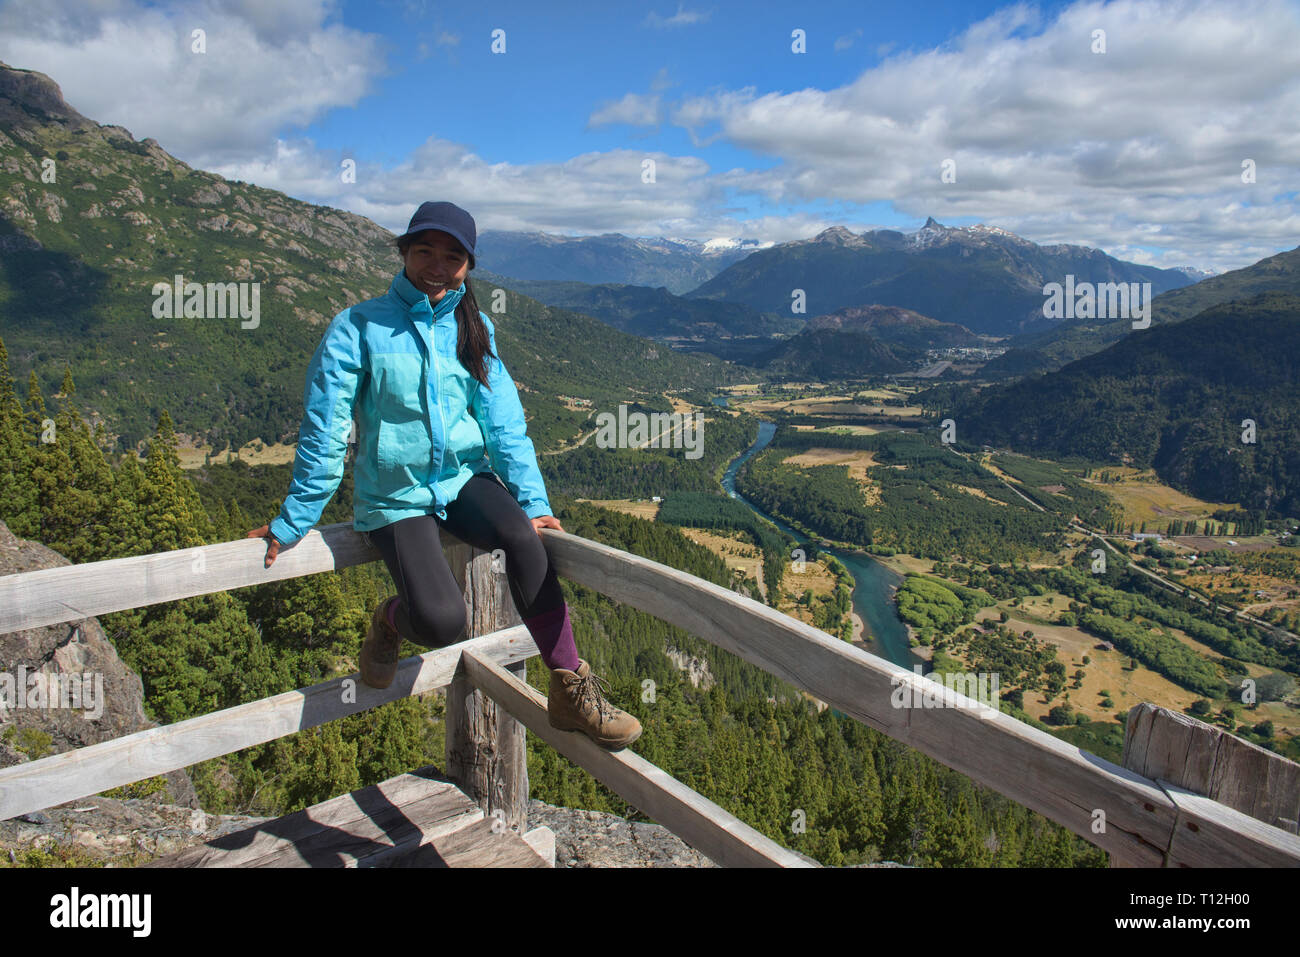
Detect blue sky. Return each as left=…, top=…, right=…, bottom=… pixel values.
left=1, top=0, right=1297, bottom=271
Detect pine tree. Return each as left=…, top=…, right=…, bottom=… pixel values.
left=30, top=366, right=117, bottom=561
left=139, top=409, right=214, bottom=552
left=105, top=453, right=150, bottom=558
left=0, top=337, right=38, bottom=537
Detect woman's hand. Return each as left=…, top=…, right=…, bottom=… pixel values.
left=531, top=515, right=564, bottom=537
left=247, top=525, right=281, bottom=568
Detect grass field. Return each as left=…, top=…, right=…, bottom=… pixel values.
left=675, top=525, right=767, bottom=601
left=573, top=498, right=661, bottom=520
left=987, top=607, right=1203, bottom=724
left=730, top=390, right=925, bottom=418
left=574, top=498, right=856, bottom=643
left=1083, top=467, right=1235, bottom=528
left=780, top=448, right=881, bottom=504
left=174, top=438, right=296, bottom=469
left=960, top=591, right=1300, bottom=739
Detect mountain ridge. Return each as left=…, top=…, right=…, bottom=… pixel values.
left=683, top=217, right=1194, bottom=338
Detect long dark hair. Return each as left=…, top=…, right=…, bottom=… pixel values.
left=393, top=233, right=497, bottom=391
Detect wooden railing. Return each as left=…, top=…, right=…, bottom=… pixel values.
left=1, top=523, right=1298, bottom=867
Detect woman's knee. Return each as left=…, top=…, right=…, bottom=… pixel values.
left=497, top=520, right=548, bottom=570
left=404, top=596, right=467, bottom=647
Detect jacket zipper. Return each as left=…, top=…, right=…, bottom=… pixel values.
left=431, top=321, right=456, bottom=472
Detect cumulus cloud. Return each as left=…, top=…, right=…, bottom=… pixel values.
left=665, top=0, right=1300, bottom=268
left=0, top=0, right=384, bottom=166
left=213, top=139, right=725, bottom=239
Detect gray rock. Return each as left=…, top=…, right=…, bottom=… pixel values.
left=0, top=794, right=268, bottom=865
left=526, top=799, right=718, bottom=867
left=0, top=520, right=196, bottom=808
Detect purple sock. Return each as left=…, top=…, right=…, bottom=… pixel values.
left=522, top=601, right=581, bottom=672
left=386, top=597, right=400, bottom=632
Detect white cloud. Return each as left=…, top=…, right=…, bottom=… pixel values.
left=0, top=0, right=384, bottom=166
left=587, top=92, right=663, bottom=129
left=834, top=29, right=863, bottom=52
left=659, top=0, right=1300, bottom=270
left=642, top=4, right=711, bottom=29
left=212, top=139, right=724, bottom=240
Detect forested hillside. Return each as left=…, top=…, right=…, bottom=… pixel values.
left=996, top=245, right=1300, bottom=371
left=958, top=293, right=1300, bottom=516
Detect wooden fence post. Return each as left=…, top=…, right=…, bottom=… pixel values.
left=1122, top=702, right=1300, bottom=865
left=442, top=529, right=530, bottom=837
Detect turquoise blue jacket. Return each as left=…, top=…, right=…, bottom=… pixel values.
left=269, top=269, right=552, bottom=547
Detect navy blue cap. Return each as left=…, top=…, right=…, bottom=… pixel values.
left=399, top=201, right=477, bottom=268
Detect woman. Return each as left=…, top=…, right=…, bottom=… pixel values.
left=247, top=201, right=641, bottom=750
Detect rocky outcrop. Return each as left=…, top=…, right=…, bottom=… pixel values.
left=0, top=520, right=196, bottom=807
left=1, top=792, right=815, bottom=868
left=1, top=796, right=266, bottom=866
left=0, top=61, right=95, bottom=132
left=527, top=799, right=719, bottom=867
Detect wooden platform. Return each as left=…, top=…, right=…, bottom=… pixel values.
left=145, top=765, right=552, bottom=868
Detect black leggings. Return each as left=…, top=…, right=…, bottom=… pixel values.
left=364, top=471, right=564, bottom=646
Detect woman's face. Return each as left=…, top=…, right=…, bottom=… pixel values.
left=403, top=230, right=470, bottom=303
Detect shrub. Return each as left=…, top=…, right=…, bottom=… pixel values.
left=1046, top=704, right=1073, bottom=726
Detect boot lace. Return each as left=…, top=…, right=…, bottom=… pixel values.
left=572, top=670, right=618, bottom=723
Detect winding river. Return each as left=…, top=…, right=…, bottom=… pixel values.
left=712, top=400, right=918, bottom=668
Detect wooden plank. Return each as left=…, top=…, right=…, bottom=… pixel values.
left=461, top=648, right=814, bottom=868
left=147, top=767, right=482, bottom=868
left=442, top=540, right=530, bottom=836
left=1160, top=779, right=1300, bottom=868
left=1124, top=703, right=1300, bottom=835
left=253, top=791, right=485, bottom=868
left=523, top=826, right=556, bottom=866
left=379, top=817, right=550, bottom=868
left=537, top=529, right=1215, bottom=867
left=0, top=629, right=539, bottom=821
left=0, top=522, right=457, bottom=636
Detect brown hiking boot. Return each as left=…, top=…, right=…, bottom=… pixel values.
left=360, top=597, right=404, bottom=689
left=547, top=659, right=642, bottom=750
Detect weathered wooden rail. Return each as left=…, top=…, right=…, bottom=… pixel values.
left=1, top=522, right=1297, bottom=867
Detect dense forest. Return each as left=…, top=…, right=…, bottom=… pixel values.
left=0, top=340, right=1109, bottom=866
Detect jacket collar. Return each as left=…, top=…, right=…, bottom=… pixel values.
left=390, top=268, right=465, bottom=322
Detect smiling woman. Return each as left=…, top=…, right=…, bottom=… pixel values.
left=246, top=200, right=642, bottom=751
